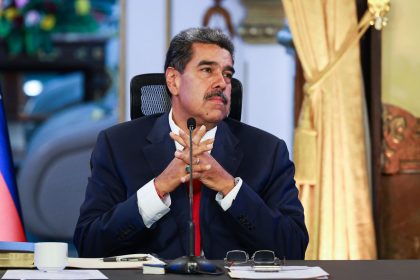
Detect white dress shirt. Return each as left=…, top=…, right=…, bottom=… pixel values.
left=136, top=110, right=242, bottom=228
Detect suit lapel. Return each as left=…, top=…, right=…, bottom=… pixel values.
left=211, top=120, right=243, bottom=176
left=142, top=113, right=174, bottom=175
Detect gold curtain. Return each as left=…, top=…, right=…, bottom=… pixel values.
left=283, top=0, right=377, bottom=259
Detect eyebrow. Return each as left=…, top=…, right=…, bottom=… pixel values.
left=197, top=60, right=235, bottom=74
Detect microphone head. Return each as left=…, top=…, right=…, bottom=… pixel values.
left=187, top=117, right=196, bottom=131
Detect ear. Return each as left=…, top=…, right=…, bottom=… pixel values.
left=165, top=67, right=180, bottom=96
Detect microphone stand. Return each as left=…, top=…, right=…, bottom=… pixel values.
left=165, top=118, right=220, bottom=274
left=187, top=118, right=195, bottom=259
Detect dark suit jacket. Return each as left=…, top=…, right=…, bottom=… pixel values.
left=74, top=113, right=308, bottom=260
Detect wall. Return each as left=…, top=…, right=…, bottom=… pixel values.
left=124, top=0, right=295, bottom=154
left=379, top=0, right=420, bottom=259
left=382, top=1, right=420, bottom=116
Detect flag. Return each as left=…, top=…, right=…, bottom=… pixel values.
left=0, top=85, right=26, bottom=241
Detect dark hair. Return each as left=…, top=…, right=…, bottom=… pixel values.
left=164, top=27, right=234, bottom=73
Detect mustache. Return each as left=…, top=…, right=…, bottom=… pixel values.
left=204, top=90, right=228, bottom=104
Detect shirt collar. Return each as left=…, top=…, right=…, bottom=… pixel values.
left=169, top=109, right=217, bottom=151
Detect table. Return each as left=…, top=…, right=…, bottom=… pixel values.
left=1, top=260, right=420, bottom=279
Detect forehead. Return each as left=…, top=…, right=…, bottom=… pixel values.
left=189, top=43, right=233, bottom=66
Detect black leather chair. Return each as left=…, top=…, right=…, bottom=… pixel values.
left=130, top=73, right=243, bottom=121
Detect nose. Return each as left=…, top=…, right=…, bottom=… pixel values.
left=213, top=71, right=227, bottom=90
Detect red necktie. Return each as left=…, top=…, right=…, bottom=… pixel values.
left=191, top=179, right=202, bottom=256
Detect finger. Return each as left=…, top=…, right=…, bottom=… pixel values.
left=174, top=151, right=201, bottom=167
left=175, top=152, right=206, bottom=170
left=177, top=127, right=214, bottom=148
left=175, top=153, right=211, bottom=171
left=180, top=172, right=202, bottom=183
left=175, top=153, right=211, bottom=172
left=192, top=143, right=213, bottom=156
left=178, top=129, right=191, bottom=147
left=187, top=164, right=211, bottom=173
left=180, top=173, right=197, bottom=183
left=182, top=157, right=201, bottom=166
left=174, top=140, right=212, bottom=162
left=169, top=132, right=186, bottom=147
left=201, top=138, right=215, bottom=146
left=186, top=138, right=213, bottom=157
left=192, top=125, right=207, bottom=145
left=180, top=175, right=188, bottom=183
left=174, top=150, right=189, bottom=163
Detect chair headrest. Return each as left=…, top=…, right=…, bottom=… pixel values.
left=130, top=73, right=243, bottom=121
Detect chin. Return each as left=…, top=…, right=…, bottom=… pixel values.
left=199, top=107, right=230, bottom=124
left=205, top=114, right=228, bottom=124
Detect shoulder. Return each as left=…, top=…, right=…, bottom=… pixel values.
left=92, top=113, right=166, bottom=155
left=94, top=114, right=165, bottom=149
left=223, top=118, right=292, bottom=169
left=103, top=113, right=163, bottom=137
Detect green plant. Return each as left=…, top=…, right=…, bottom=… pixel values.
left=0, top=0, right=100, bottom=55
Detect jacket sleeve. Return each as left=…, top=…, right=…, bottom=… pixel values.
left=73, top=131, right=148, bottom=257
left=227, top=140, right=309, bottom=260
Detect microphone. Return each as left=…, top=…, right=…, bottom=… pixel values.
left=187, top=117, right=196, bottom=131
left=165, top=118, right=222, bottom=275
left=187, top=117, right=196, bottom=257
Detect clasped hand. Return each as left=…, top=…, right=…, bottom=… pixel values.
left=154, top=125, right=235, bottom=197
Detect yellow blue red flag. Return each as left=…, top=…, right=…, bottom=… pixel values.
left=0, top=84, right=26, bottom=241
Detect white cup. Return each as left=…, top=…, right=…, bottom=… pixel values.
left=34, top=242, right=68, bottom=272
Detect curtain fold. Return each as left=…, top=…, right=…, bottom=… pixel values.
left=283, top=0, right=377, bottom=260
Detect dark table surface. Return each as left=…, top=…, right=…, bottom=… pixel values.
left=1, top=260, right=420, bottom=279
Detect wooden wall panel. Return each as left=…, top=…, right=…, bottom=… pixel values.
left=379, top=104, right=420, bottom=258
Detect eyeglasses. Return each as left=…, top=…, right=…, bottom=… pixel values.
left=224, top=250, right=284, bottom=267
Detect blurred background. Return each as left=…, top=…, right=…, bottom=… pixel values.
left=0, top=0, right=418, bottom=260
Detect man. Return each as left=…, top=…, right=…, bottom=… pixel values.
left=74, top=27, right=308, bottom=260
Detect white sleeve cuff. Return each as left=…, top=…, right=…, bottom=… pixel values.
left=137, top=179, right=171, bottom=228
left=215, top=177, right=242, bottom=211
